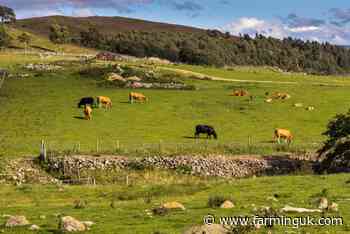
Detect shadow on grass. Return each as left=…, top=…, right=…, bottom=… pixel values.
left=183, top=136, right=215, bottom=140
left=119, top=101, right=131, bottom=104
left=73, top=116, right=85, bottom=120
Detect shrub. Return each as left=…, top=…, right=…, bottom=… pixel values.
left=74, top=199, right=87, bottom=209
left=320, top=109, right=350, bottom=153
left=207, top=195, right=232, bottom=208
left=152, top=207, right=169, bottom=216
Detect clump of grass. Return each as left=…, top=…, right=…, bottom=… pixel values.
left=207, top=195, right=232, bottom=208
left=74, top=199, right=87, bottom=209
left=152, top=207, right=169, bottom=216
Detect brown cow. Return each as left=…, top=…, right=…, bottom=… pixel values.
left=84, top=105, right=92, bottom=120
left=271, top=92, right=291, bottom=100
left=129, top=92, right=147, bottom=103
left=230, top=89, right=249, bottom=97
left=97, top=96, right=112, bottom=109
left=274, top=128, right=293, bottom=144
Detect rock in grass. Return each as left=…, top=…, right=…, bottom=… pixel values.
left=161, top=201, right=186, bottom=210
left=29, top=224, right=40, bottom=231
left=183, top=224, right=228, bottom=234
left=328, top=202, right=338, bottom=212
left=220, top=200, right=235, bottom=209
left=5, top=216, right=30, bottom=227
left=318, top=197, right=328, bottom=209
left=59, top=216, right=86, bottom=232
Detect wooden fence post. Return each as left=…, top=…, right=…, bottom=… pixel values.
left=248, top=136, right=252, bottom=156
left=115, top=140, right=120, bottom=152
left=39, top=140, right=47, bottom=162
left=96, top=138, right=99, bottom=153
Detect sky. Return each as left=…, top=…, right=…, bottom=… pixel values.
left=1, top=0, right=350, bottom=45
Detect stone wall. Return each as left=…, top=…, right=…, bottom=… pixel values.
left=45, top=154, right=312, bottom=178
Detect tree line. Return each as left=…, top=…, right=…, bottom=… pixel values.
left=75, top=28, right=350, bottom=75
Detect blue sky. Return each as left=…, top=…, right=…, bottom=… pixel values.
left=1, top=0, right=350, bottom=44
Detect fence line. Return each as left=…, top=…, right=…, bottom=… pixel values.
left=41, top=137, right=323, bottom=157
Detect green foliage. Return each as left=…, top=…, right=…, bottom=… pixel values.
left=207, top=195, right=232, bottom=208
left=74, top=26, right=350, bottom=75
left=17, top=32, right=31, bottom=45
left=0, top=24, right=10, bottom=47
left=49, top=23, right=70, bottom=44
left=0, top=5, right=16, bottom=24
left=73, top=199, right=87, bottom=209
left=322, top=109, right=350, bottom=150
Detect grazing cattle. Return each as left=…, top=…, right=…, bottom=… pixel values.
left=129, top=92, right=147, bottom=103
left=78, top=97, right=95, bottom=108
left=230, top=89, right=249, bottom=97
left=274, top=128, right=293, bottom=144
left=195, top=125, right=218, bottom=139
left=84, top=105, right=92, bottom=120
left=271, top=92, right=291, bottom=100
left=97, top=96, right=112, bottom=109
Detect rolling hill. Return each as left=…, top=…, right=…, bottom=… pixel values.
left=15, top=15, right=205, bottom=38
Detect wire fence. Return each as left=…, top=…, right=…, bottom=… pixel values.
left=38, top=138, right=323, bottom=158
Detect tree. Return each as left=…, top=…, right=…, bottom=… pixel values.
left=49, top=24, right=70, bottom=44
left=0, top=5, right=16, bottom=24
left=18, top=32, right=31, bottom=54
left=320, top=109, right=350, bottom=153
left=317, top=109, right=350, bottom=173
left=0, top=25, right=9, bottom=47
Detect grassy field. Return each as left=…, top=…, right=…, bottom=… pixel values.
left=1, top=56, right=350, bottom=156
left=0, top=171, right=349, bottom=233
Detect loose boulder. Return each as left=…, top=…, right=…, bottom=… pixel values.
left=183, top=224, right=228, bottom=234
left=294, top=103, right=303, bottom=107
left=5, top=216, right=30, bottom=227
left=318, top=197, right=328, bottom=209
left=328, top=202, right=338, bottom=212
left=220, top=200, right=235, bottom=209
left=105, top=73, right=126, bottom=82
left=29, top=225, right=40, bottom=231
left=161, top=201, right=186, bottom=210
left=126, top=76, right=142, bottom=82
left=59, top=216, right=86, bottom=232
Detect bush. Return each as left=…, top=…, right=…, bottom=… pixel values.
left=320, top=109, right=350, bottom=153
left=207, top=195, right=232, bottom=208
left=74, top=199, right=87, bottom=209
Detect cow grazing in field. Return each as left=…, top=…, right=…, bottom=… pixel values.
left=195, top=125, right=218, bottom=139
left=84, top=105, right=92, bottom=120
left=274, top=128, right=293, bottom=144
left=230, top=89, right=249, bottom=97
left=129, top=92, right=147, bottom=103
left=97, top=96, right=112, bottom=109
left=78, top=97, right=95, bottom=108
left=271, top=92, right=291, bottom=100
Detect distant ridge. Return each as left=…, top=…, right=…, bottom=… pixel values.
left=15, top=15, right=205, bottom=37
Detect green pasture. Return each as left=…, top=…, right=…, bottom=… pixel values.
left=0, top=172, right=349, bottom=233
left=1, top=57, right=350, bottom=156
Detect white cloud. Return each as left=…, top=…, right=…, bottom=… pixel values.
left=222, top=17, right=350, bottom=45
left=288, top=26, right=319, bottom=33
left=222, top=17, right=288, bottom=39
left=72, top=8, right=95, bottom=17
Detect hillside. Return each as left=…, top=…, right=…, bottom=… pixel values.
left=15, top=15, right=205, bottom=38
left=11, top=15, right=350, bottom=75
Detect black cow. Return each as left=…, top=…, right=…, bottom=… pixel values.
left=194, top=125, right=218, bottom=139
left=78, top=97, right=95, bottom=108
